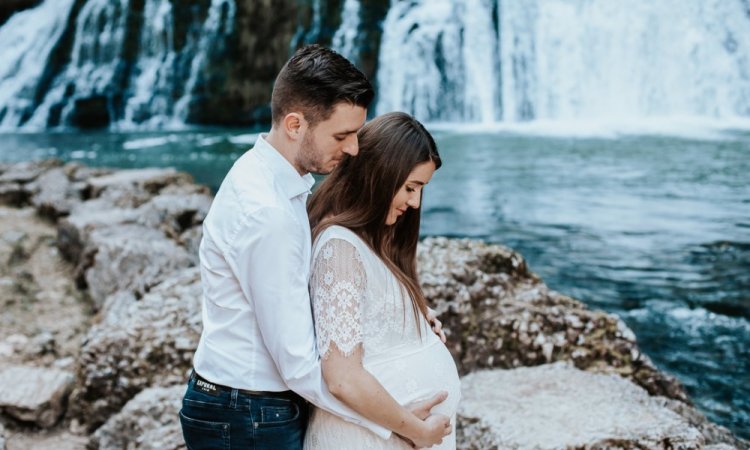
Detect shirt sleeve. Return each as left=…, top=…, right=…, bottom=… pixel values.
left=229, top=207, right=390, bottom=439
left=309, top=238, right=366, bottom=359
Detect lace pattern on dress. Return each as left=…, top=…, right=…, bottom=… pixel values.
left=310, top=238, right=366, bottom=358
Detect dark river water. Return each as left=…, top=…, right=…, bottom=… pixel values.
left=1, top=125, right=748, bottom=439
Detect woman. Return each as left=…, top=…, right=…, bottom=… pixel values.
left=304, top=112, right=461, bottom=449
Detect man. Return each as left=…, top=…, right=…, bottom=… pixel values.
left=180, top=45, right=450, bottom=449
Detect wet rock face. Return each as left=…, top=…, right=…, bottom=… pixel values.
left=457, top=363, right=704, bottom=450
left=417, top=237, right=690, bottom=403
left=69, top=96, right=110, bottom=129
left=184, top=0, right=301, bottom=125
left=0, top=365, right=74, bottom=428
left=89, top=384, right=186, bottom=450
left=0, top=0, right=40, bottom=26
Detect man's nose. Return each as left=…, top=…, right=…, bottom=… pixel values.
left=342, top=134, right=359, bottom=156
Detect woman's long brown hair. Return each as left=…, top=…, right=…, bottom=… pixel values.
left=308, top=112, right=442, bottom=329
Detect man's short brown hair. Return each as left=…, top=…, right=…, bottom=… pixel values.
left=271, top=45, right=374, bottom=127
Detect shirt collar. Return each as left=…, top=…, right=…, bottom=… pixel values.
left=253, top=133, right=315, bottom=199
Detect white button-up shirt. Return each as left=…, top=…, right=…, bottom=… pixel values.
left=193, top=134, right=388, bottom=438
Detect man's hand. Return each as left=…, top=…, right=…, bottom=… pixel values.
left=406, top=391, right=448, bottom=420
left=427, top=308, right=447, bottom=343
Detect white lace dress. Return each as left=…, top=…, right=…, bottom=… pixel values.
left=303, top=226, right=461, bottom=450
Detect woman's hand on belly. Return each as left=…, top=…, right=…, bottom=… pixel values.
left=404, top=391, right=449, bottom=419
left=322, top=342, right=453, bottom=448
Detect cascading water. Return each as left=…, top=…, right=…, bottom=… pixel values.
left=25, top=0, right=130, bottom=129
left=172, top=0, right=236, bottom=125
left=376, top=0, right=500, bottom=123
left=0, top=0, right=233, bottom=129
left=122, top=0, right=177, bottom=127
left=1, top=0, right=749, bottom=129
left=376, top=0, right=750, bottom=123
left=331, top=0, right=361, bottom=65
left=0, top=0, right=76, bottom=129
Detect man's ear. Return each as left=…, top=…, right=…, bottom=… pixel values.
left=282, top=112, right=307, bottom=141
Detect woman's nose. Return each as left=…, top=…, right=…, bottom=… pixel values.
left=407, top=194, right=420, bottom=209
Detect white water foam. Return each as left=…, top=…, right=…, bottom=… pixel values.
left=0, top=0, right=76, bottom=129
left=377, top=0, right=750, bottom=125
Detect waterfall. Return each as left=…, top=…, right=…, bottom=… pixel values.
left=122, top=0, right=176, bottom=127
left=172, top=0, right=236, bottom=124
left=0, top=0, right=232, bottom=129
left=0, top=0, right=76, bottom=129
left=24, top=0, right=131, bottom=128
left=331, top=0, right=361, bottom=64
left=377, top=0, right=750, bottom=123
left=376, top=0, right=500, bottom=122
left=2, top=0, right=749, bottom=129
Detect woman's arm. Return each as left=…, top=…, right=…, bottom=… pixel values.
left=322, top=343, right=450, bottom=448
left=311, top=238, right=450, bottom=448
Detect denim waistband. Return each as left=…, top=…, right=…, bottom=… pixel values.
left=189, top=370, right=301, bottom=401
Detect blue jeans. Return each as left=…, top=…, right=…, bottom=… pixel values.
left=179, top=372, right=309, bottom=450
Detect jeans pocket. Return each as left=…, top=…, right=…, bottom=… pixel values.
left=258, top=402, right=299, bottom=427
left=180, top=410, right=230, bottom=450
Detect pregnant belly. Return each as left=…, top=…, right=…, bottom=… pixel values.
left=364, top=339, right=461, bottom=418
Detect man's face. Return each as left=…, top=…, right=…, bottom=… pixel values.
left=296, top=102, right=367, bottom=175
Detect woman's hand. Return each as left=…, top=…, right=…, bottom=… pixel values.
left=409, top=414, right=452, bottom=448
left=405, top=391, right=448, bottom=419
left=322, top=344, right=453, bottom=447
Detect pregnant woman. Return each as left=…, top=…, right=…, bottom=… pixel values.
left=304, top=112, right=461, bottom=449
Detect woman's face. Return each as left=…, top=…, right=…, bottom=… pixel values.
left=386, top=160, right=436, bottom=225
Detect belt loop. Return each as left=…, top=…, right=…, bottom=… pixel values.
left=230, top=388, right=239, bottom=409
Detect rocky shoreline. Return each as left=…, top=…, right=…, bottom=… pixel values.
left=0, top=159, right=745, bottom=449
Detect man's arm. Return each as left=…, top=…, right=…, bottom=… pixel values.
left=230, top=207, right=392, bottom=437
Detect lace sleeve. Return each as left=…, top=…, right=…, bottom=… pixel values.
left=310, top=238, right=367, bottom=359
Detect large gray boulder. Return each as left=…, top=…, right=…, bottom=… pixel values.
left=0, top=365, right=74, bottom=428
left=68, top=268, right=202, bottom=431
left=134, top=187, right=212, bottom=240
left=83, top=224, right=193, bottom=306
left=0, top=160, right=62, bottom=185
left=28, top=167, right=83, bottom=219
left=457, top=362, right=704, bottom=450
left=657, top=397, right=748, bottom=450
left=56, top=198, right=142, bottom=266
left=417, top=237, right=689, bottom=403
left=90, top=384, right=186, bottom=450
left=0, top=160, right=63, bottom=207
left=85, top=168, right=192, bottom=203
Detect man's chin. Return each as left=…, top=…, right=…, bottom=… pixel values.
left=321, top=161, right=341, bottom=174
left=304, top=159, right=340, bottom=175
left=307, top=167, right=332, bottom=176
